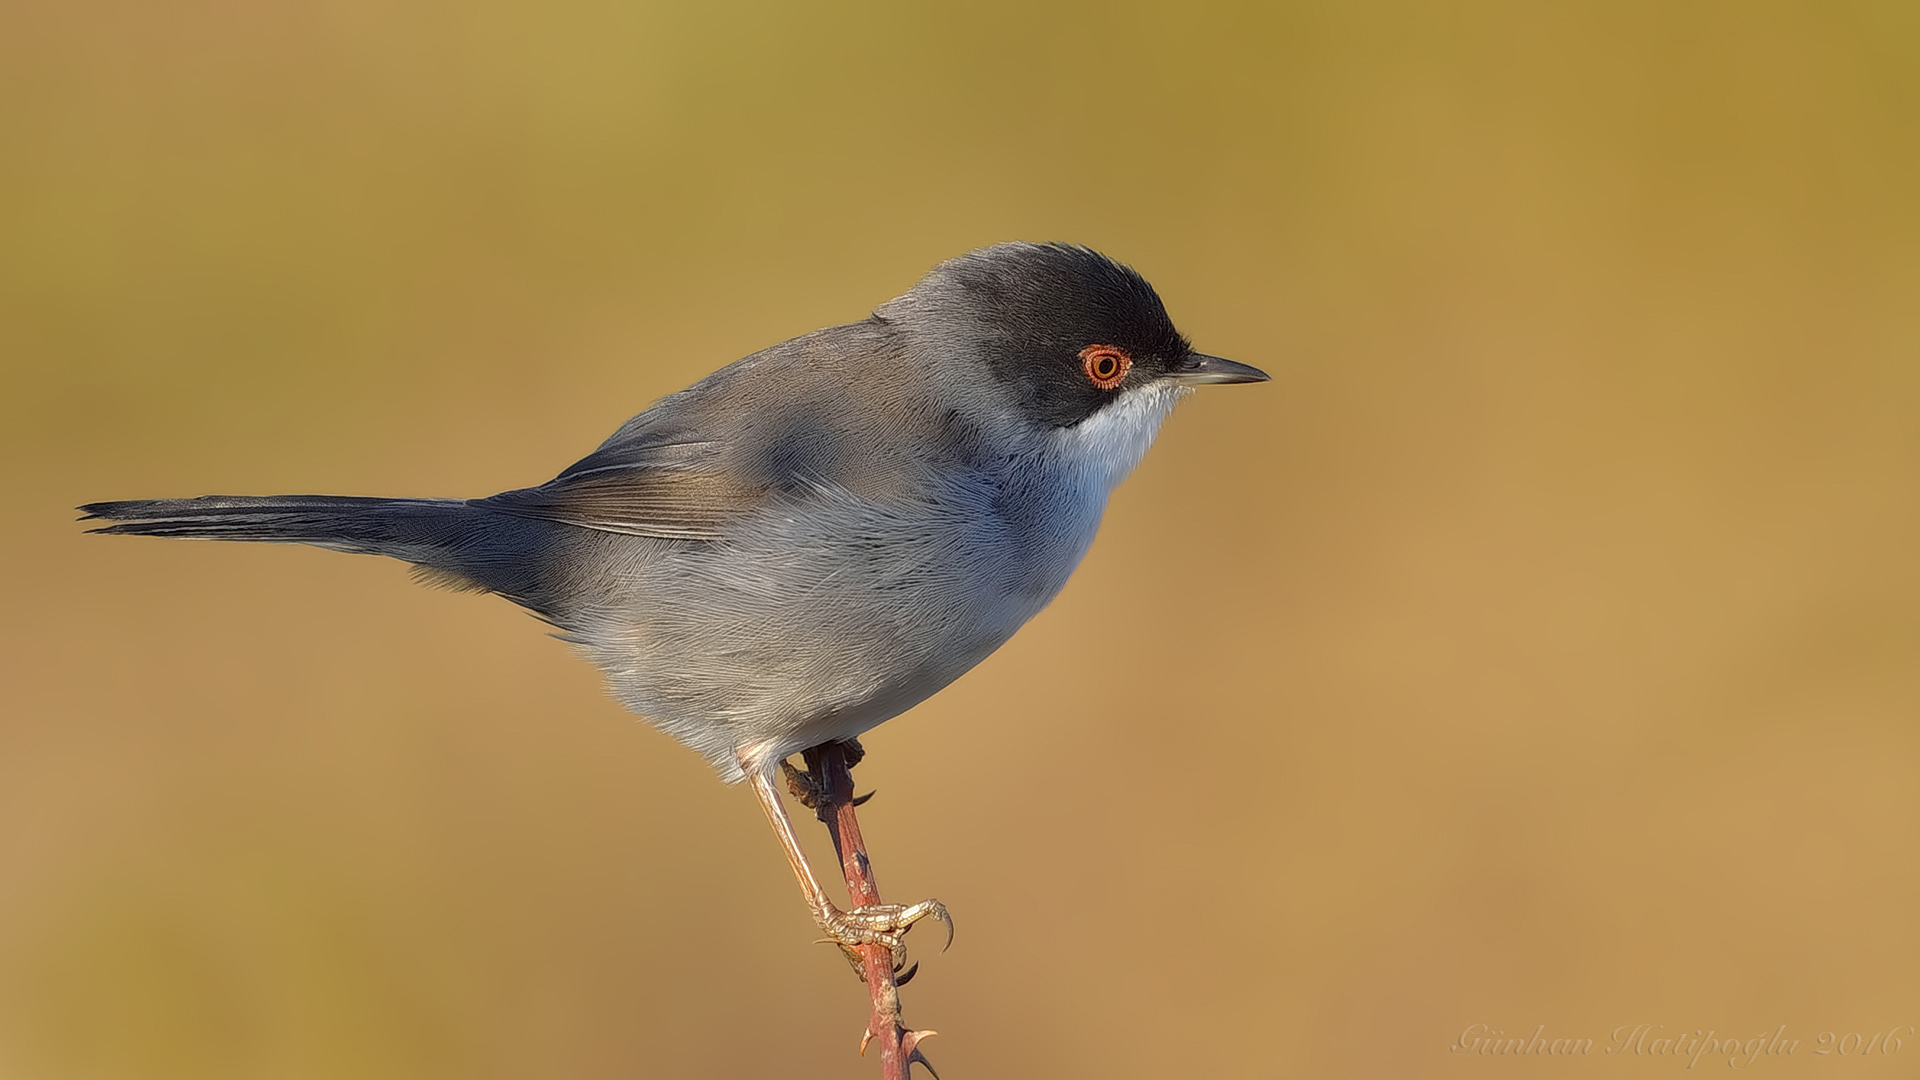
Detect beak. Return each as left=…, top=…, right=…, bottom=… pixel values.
left=1166, top=352, right=1270, bottom=385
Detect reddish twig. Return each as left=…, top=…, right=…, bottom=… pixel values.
left=801, top=742, right=935, bottom=1080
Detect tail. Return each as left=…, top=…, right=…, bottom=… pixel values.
left=79, top=494, right=555, bottom=606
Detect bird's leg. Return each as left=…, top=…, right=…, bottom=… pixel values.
left=748, top=748, right=953, bottom=979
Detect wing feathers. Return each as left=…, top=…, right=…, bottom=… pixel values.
left=481, top=469, right=761, bottom=540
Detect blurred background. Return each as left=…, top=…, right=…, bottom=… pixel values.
left=3, top=1, right=1918, bottom=1077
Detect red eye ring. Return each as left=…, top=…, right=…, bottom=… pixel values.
left=1080, top=345, right=1132, bottom=390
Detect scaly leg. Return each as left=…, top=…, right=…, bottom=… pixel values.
left=747, top=754, right=952, bottom=977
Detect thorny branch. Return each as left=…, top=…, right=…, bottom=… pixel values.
left=796, top=741, right=939, bottom=1080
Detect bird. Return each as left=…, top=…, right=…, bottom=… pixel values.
left=80, top=241, right=1268, bottom=971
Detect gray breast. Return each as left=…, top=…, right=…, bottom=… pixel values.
left=561, top=431, right=1104, bottom=781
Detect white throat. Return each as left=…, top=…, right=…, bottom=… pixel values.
left=1050, top=380, right=1190, bottom=495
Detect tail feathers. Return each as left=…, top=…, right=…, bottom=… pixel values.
left=79, top=494, right=551, bottom=606
left=81, top=495, right=463, bottom=555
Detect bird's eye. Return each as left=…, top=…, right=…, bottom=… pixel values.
left=1079, top=345, right=1132, bottom=390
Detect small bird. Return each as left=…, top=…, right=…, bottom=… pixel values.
left=81, top=242, right=1267, bottom=968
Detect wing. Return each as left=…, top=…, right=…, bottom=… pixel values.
left=481, top=460, right=754, bottom=541
left=482, top=321, right=939, bottom=540
left=478, top=418, right=763, bottom=541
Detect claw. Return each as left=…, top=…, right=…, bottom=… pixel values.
left=851, top=790, right=875, bottom=807
left=894, top=960, right=919, bottom=986
left=907, top=1042, right=941, bottom=1079
left=916, top=902, right=955, bottom=952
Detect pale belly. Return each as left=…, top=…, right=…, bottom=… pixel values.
left=575, top=465, right=1109, bottom=781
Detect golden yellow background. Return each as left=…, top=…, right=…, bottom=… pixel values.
left=3, top=2, right=1917, bottom=1077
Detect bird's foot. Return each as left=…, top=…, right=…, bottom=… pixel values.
left=814, top=897, right=954, bottom=983
left=780, top=741, right=871, bottom=813
left=780, top=757, right=825, bottom=809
